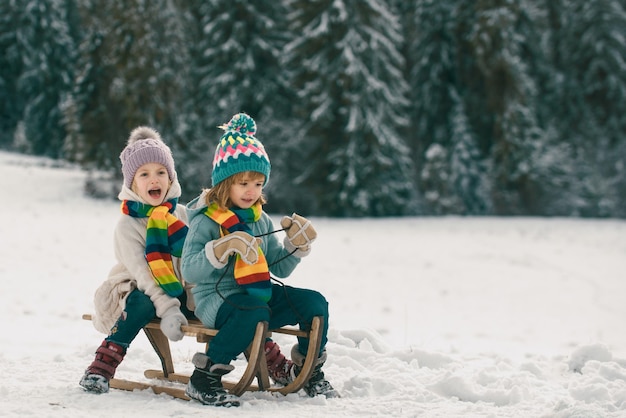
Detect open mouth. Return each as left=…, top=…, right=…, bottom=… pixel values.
left=148, top=188, right=162, bottom=199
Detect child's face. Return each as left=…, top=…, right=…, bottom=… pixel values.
left=229, top=173, right=265, bottom=209
left=131, top=163, right=171, bottom=206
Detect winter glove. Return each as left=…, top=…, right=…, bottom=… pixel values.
left=160, top=307, right=188, bottom=341
left=205, top=231, right=261, bottom=268
left=281, top=213, right=317, bottom=257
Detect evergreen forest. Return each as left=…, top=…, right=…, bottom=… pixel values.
left=2, top=0, right=625, bottom=217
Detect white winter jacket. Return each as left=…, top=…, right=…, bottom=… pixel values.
left=92, top=180, right=192, bottom=334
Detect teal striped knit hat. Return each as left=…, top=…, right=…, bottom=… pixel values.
left=211, top=113, right=271, bottom=187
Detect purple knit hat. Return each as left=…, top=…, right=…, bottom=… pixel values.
left=119, top=126, right=176, bottom=188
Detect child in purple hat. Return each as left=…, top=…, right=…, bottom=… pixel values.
left=80, top=127, right=194, bottom=393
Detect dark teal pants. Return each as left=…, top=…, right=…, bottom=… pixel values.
left=106, top=289, right=194, bottom=348
left=208, top=283, right=329, bottom=365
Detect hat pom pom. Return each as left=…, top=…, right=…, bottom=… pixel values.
left=128, top=126, right=162, bottom=144
left=220, top=113, right=256, bottom=136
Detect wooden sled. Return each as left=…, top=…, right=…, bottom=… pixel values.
left=82, top=314, right=324, bottom=400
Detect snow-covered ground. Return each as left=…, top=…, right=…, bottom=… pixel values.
left=1, top=150, right=625, bottom=417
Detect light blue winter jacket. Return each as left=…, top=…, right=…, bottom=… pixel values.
left=181, top=190, right=301, bottom=328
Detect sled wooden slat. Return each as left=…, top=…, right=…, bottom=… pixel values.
left=109, top=377, right=190, bottom=400
left=81, top=313, right=323, bottom=399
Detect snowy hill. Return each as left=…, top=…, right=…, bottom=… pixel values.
left=1, top=150, right=625, bottom=417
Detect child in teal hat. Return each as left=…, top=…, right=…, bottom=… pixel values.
left=181, top=113, right=339, bottom=407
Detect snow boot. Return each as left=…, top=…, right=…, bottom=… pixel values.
left=185, top=353, right=240, bottom=407
left=291, top=344, right=340, bottom=398
left=265, top=340, right=296, bottom=386
left=79, top=340, right=126, bottom=393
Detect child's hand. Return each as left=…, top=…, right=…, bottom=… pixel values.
left=281, top=213, right=316, bottom=257
left=160, top=307, right=188, bottom=341
left=207, top=231, right=260, bottom=267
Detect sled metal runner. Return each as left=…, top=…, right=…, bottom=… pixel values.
left=81, top=314, right=323, bottom=400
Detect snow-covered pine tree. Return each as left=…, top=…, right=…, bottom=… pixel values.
left=174, top=0, right=291, bottom=202
left=64, top=0, right=188, bottom=173
left=448, top=89, right=492, bottom=215
left=284, top=0, right=415, bottom=217
left=12, top=0, right=77, bottom=158
left=0, top=1, right=24, bottom=149
left=403, top=0, right=464, bottom=215
left=419, top=88, right=491, bottom=216
left=456, top=0, right=549, bottom=215
left=548, top=0, right=626, bottom=217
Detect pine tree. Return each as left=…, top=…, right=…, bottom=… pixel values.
left=174, top=0, right=291, bottom=201
left=408, top=0, right=459, bottom=168
left=0, top=1, right=24, bottom=149
left=549, top=0, right=626, bottom=216
left=448, top=89, right=492, bottom=214
left=407, top=0, right=490, bottom=215
left=284, top=0, right=415, bottom=216
left=456, top=0, right=551, bottom=214
left=11, top=0, right=77, bottom=157
left=64, top=0, right=188, bottom=172
left=420, top=143, right=458, bottom=214
left=419, top=88, right=491, bottom=215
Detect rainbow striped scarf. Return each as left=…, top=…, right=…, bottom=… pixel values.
left=204, top=202, right=271, bottom=302
left=121, top=198, right=188, bottom=297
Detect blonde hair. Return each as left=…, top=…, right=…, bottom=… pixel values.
left=204, top=171, right=267, bottom=209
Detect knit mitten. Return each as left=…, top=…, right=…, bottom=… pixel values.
left=281, top=213, right=316, bottom=257
left=160, top=306, right=188, bottom=341
left=205, top=231, right=260, bottom=268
